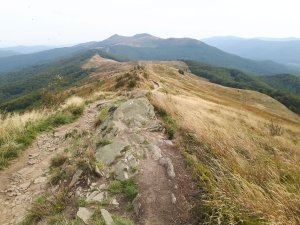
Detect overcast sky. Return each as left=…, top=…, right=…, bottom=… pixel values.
left=0, top=0, right=299, bottom=47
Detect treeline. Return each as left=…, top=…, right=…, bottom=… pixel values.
left=259, top=74, right=300, bottom=96
left=184, top=60, right=300, bottom=115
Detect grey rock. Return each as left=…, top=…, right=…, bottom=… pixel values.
left=92, top=192, right=106, bottom=203
left=100, top=209, right=115, bottom=225
left=28, top=153, right=40, bottom=159
left=69, top=169, right=83, bottom=187
left=113, top=161, right=129, bottom=181
left=99, top=183, right=106, bottom=190
left=164, top=140, right=174, bottom=146
left=34, top=177, right=47, bottom=184
left=159, top=157, right=175, bottom=178
left=19, top=182, right=31, bottom=191
left=113, top=98, right=158, bottom=129
left=171, top=193, right=177, bottom=204
left=127, top=154, right=138, bottom=169
left=27, top=159, right=37, bottom=165
left=146, top=144, right=162, bottom=160
left=96, top=142, right=128, bottom=165
left=111, top=198, right=119, bottom=207
left=77, top=207, right=93, bottom=224
left=132, top=195, right=141, bottom=216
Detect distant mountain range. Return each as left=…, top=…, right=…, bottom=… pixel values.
left=0, top=34, right=298, bottom=75
left=0, top=45, right=55, bottom=58
left=202, top=36, right=300, bottom=66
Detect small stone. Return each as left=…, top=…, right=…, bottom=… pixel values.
left=100, top=209, right=114, bottom=225
left=99, top=184, right=106, bottom=190
left=111, top=198, right=119, bottom=207
left=69, top=169, right=83, bottom=187
left=34, top=177, right=47, bottom=184
left=27, top=159, right=37, bottom=165
left=159, top=157, right=175, bottom=178
left=77, top=207, right=93, bottom=224
left=171, top=193, right=176, bottom=204
left=28, top=153, right=40, bottom=158
left=165, top=140, right=174, bottom=146
left=132, top=195, right=141, bottom=216
left=92, top=192, right=106, bottom=203
left=95, top=165, right=104, bottom=177
left=19, top=182, right=31, bottom=191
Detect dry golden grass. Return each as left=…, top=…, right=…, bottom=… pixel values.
left=61, top=95, right=84, bottom=109
left=0, top=110, right=51, bottom=146
left=0, top=96, right=84, bottom=169
left=147, top=61, right=300, bottom=224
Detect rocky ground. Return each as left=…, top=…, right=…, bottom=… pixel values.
left=0, top=93, right=197, bottom=225
left=0, top=100, right=103, bottom=225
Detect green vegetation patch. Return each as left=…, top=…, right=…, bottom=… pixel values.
left=94, top=106, right=109, bottom=127
left=108, top=177, right=138, bottom=201
left=154, top=106, right=178, bottom=139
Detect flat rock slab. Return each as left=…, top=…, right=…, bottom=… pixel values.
left=113, top=98, right=158, bottom=128
left=101, top=209, right=115, bottom=225
left=77, top=207, right=93, bottom=224
left=34, top=177, right=47, bottom=184
left=96, top=142, right=128, bottom=165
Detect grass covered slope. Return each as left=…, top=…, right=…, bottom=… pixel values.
left=144, top=61, right=300, bottom=224
left=0, top=96, right=85, bottom=169
left=185, top=60, right=300, bottom=115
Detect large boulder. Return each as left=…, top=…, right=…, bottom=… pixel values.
left=113, top=98, right=159, bottom=129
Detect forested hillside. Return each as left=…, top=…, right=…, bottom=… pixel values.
left=259, top=74, right=300, bottom=96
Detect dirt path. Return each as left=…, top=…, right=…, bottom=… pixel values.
left=0, top=96, right=197, bottom=225
left=138, top=131, right=197, bottom=225
left=0, top=100, right=106, bottom=225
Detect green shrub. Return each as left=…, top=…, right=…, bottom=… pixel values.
left=108, top=177, right=138, bottom=200
left=162, top=115, right=177, bottom=139
left=50, top=154, right=68, bottom=168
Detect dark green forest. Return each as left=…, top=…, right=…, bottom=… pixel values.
left=184, top=60, right=300, bottom=115
left=259, top=74, right=300, bottom=96
left=0, top=50, right=100, bottom=111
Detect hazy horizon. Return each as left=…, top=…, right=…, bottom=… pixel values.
left=1, top=0, right=300, bottom=47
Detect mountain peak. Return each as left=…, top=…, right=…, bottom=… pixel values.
left=133, top=33, right=160, bottom=39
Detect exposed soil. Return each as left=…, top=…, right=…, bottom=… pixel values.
left=137, top=131, right=198, bottom=225
left=0, top=94, right=198, bottom=225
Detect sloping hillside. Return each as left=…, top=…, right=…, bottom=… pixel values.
left=0, top=58, right=299, bottom=225
left=185, top=60, right=300, bottom=114
left=144, top=61, right=300, bottom=224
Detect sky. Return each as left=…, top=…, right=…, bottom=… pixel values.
left=0, top=0, right=300, bottom=47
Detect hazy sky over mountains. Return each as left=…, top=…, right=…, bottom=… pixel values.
left=1, top=0, right=299, bottom=47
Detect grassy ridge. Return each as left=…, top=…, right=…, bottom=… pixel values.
left=185, top=60, right=300, bottom=114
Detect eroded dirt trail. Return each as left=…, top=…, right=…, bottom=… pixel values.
left=0, top=95, right=197, bottom=225
left=0, top=100, right=105, bottom=225
left=138, top=131, right=197, bottom=225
